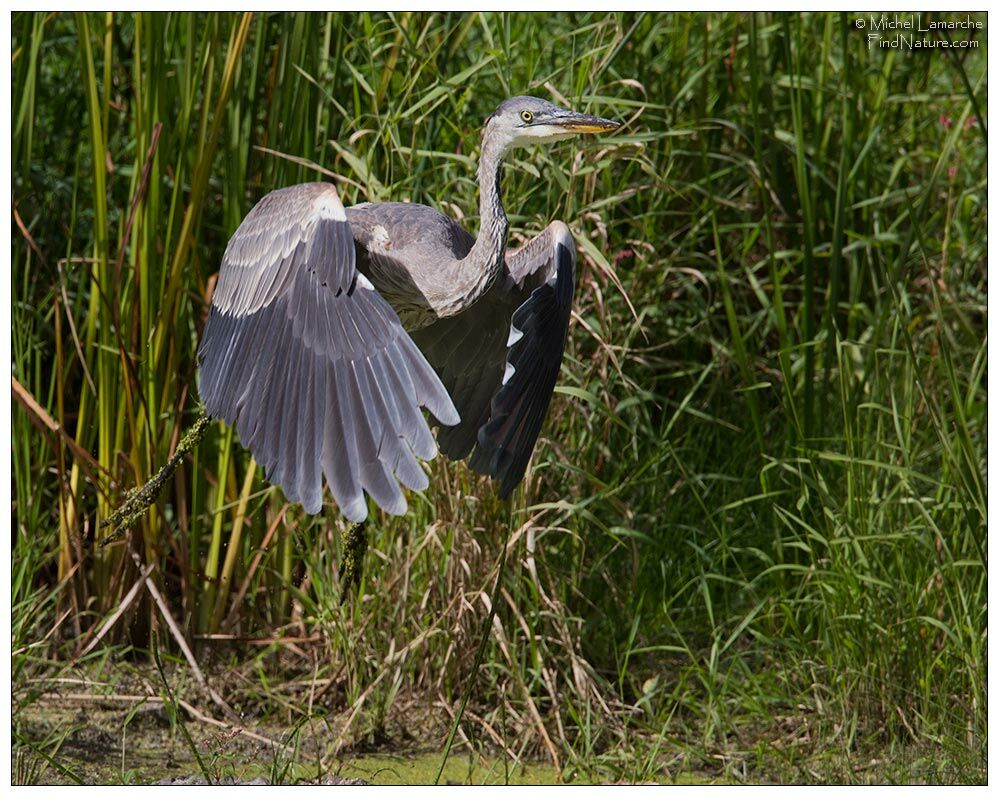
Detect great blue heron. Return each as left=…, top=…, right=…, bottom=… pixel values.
left=196, top=96, right=619, bottom=522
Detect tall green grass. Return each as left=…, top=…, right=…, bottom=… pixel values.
left=12, top=11, right=986, bottom=783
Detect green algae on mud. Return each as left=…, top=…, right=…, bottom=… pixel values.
left=334, top=753, right=566, bottom=785
left=14, top=696, right=983, bottom=785
left=12, top=701, right=571, bottom=785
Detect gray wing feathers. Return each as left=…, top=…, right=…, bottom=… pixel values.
left=198, top=183, right=458, bottom=521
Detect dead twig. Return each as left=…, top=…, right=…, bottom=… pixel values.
left=75, top=559, right=156, bottom=658
left=128, top=550, right=239, bottom=724
left=34, top=692, right=292, bottom=753
left=12, top=375, right=107, bottom=479
left=174, top=697, right=291, bottom=753
left=13, top=205, right=48, bottom=267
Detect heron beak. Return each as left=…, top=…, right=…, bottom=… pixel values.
left=554, top=113, right=621, bottom=134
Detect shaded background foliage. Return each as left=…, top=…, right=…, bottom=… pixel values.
left=12, top=10, right=986, bottom=782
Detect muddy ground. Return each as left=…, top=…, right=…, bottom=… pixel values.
left=13, top=688, right=977, bottom=785
left=13, top=698, right=582, bottom=786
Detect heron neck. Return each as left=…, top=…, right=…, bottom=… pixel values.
left=460, top=134, right=510, bottom=300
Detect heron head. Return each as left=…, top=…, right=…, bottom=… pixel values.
left=485, top=96, right=620, bottom=151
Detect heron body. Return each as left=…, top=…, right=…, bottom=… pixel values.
left=197, top=96, right=619, bottom=521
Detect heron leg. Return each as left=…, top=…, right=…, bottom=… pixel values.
left=338, top=520, right=368, bottom=602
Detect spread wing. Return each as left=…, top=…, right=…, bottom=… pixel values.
left=411, top=221, right=576, bottom=498
left=197, top=182, right=459, bottom=522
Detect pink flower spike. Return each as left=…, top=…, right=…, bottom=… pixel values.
left=939, top=113, right=953, bottom=128
left=948, top=165, right=957, bottom=179
left=965, top=115, right=978, bottom=130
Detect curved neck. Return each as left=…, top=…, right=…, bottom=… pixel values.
left=470, top=132, right=510, bottom=260
left=429, top=130, right=510, bottom=320
left=460, top=133, right=510, bottom=293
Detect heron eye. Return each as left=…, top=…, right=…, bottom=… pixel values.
left=520, top=110, right=534, bottom=123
